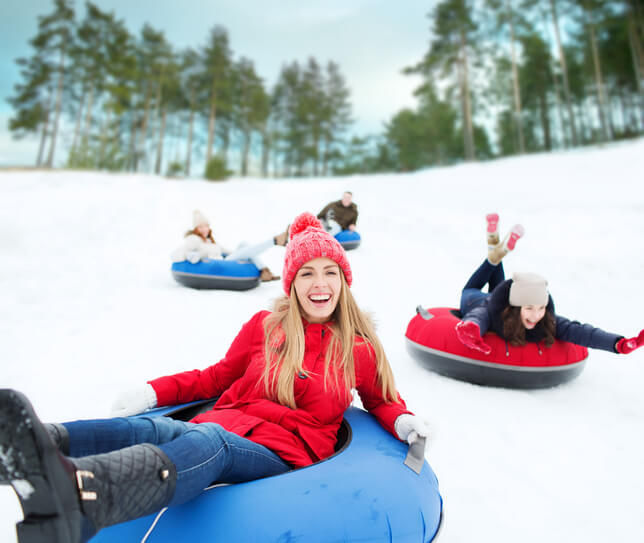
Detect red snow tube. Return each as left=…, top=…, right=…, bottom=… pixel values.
left=405, top=307, right=588, bottom=389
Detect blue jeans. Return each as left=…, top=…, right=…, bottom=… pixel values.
left=63, top=416, right=290, bottom=507
left=459, top=259, right=505, bottom=316
left=225, top=238, right=274, bottom=270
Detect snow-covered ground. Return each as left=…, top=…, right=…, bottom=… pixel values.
left=1, top=139, right=644, bottom=542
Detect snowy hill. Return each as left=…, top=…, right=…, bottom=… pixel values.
left=2, top=139, right=644, bottom=542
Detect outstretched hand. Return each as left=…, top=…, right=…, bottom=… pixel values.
left=110, top=384, right=158, bottom=417
left=455, top=320, right=491, bottom=355
left=616, top=329, right=644, bottom=354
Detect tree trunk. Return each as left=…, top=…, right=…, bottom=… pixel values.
left=240, top=127, right=251, bottom=176
left=540, top=6, right=567, bottom=148
left=553, top=76, right=568, bottom=147
left=81, top=83, right=95, bottom=150
left=322, top=135, right=330, bottom=176
left=70, top=89, right=86, bottom=159
left=619, top=87, right=629, bottom=133
left=206, top=82, right=218, bottom=165
left=628, top=90, right=640, bottom=132
left=185, top=110, right=195, bottom=177
left=627, top=3, right=644, bottom=89
left=459, top=28, right=475, bottom=161
left=260, top=125, right=270, bottom=177
left=45, top=48, right=66, bottom=167
left=627, top=16, right=644, bottom=127
left=98, top=109, right=111, bottom=168
left=36, top=91, right=52, bottom=167
left=136, top=88, right=153, bottom=171
left=507, top=0, right=525, bottom=154
left=549, top=0, right=578, bottom=146
left=150, top=72, right=164, bottom=164
left=312, top=131, right=320, bottom=176
left=128, top=114, right=138, bottom=171
left=587, top=19, right=609, bottom=142
left=222, top=124, right=230, bottom=159
left=606, top=93, right=617, bottom=136
left=155, top=107, right=167, bottom=175
left=577, top=103, right=588, bottom=142
left=538, top=90, right=552, bottom=150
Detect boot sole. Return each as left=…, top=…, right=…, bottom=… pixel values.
left=0, top=389, right=81, bottom=543
left=505, top=225, right=525, bottom=251
left=485, top=213, right=499, bottom=233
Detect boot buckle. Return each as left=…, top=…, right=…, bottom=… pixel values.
left=75, top=470, right=97, bottom=501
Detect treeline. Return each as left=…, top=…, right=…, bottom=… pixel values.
left=8, top=0, right=352, bottom=177
left=8, top=0, right=644, bottom=177
left=346, top=0, right=644, bottom=173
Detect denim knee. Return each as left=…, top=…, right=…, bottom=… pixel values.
left=133, top=416, right=195, bottom=444
left=460, top=289, right=488, bottom=315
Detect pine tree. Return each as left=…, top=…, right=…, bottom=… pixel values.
left=178, top=48, right=201, bottom=176
left=130, top=24, right=173, bottom=172
left=547, top=0, right=580, bottom=145
left=201, top=26, right=233, bottom=166
left=18, top=0, right=76, bottom=167
left=409, top=0, right=479, bottom=161
left=272, top=61, right=305, bottom=176
left=322, top=61, right=352, bottom=175
left=231, top=58, right=269, bottom=176
left=572, top=0, right=611, bottom=141
left=101, top=17, right=137, bottom=170
left=485, top=0, right=527, bottom=153
left=67, top=2, right=121, bottom=167
left=519, top=32, right=555, bottom=150
left=7, top=55, right=53, bottom=166
left=300, top=58, right=325, bottom=175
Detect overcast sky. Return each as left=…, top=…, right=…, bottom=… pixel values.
left=0, top=0, right=437, bottom=166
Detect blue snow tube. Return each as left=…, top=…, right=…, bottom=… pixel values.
left=91, top=403, right=443, bottom=543
left=171, top=259, right=260, bottom=290
left=335, top=229, right=361, bottom=250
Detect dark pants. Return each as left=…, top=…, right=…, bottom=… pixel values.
left=459, top=259, right=505, bottom=316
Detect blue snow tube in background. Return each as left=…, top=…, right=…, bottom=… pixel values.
left=335, top=229, right=361, bottom=250
left=90, top=405, right=443, bottom=543
left=171, top=259, right=260, bottom=290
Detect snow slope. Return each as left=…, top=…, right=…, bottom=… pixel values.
left=1, top=139, right=644, bottom=542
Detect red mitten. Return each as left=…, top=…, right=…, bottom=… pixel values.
left=616, top=329, right=644, bottom=354
left=455, top=321, right=492, bottom=354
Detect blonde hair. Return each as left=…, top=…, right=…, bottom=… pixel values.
left=262, top=272, right=398, bottom=409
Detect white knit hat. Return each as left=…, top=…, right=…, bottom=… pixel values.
left=509, top=272, right=549, bottom=306
left=192, top=209, right=210, bottom=228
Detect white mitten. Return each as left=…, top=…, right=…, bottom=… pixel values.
left=110, top=384, right=158, bottom=417
left=187, top=250, right=201, bottom=264
left=394, top=414, right=430, bottom=444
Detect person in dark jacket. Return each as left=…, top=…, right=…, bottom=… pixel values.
left=455, top=213, right=644, bottom=356
left=317, top=191, right=358, bottom=236
left=0, top=212, right=428, bottom=543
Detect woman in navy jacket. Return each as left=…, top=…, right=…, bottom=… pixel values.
left=455, top=213, right=644, bottom=355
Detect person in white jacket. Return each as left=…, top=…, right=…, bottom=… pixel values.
left=171, top=210, right=288, bottom=282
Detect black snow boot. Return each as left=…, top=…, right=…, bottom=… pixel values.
left=72, top=442, right=177, bottom=539
left=0, top=389, right=85, bottom=543
left=0, top=389, right=177, bottom=543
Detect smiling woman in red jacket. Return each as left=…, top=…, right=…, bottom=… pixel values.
left=0, top=212, right=428, bottom=543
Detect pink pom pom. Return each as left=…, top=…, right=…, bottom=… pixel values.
left=289, top=212, right=323, bottom=240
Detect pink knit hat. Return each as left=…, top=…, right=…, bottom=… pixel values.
left=282, top=212, right=352, bottom=295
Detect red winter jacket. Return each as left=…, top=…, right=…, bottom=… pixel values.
left=149, top=310, right=411, bottom=467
